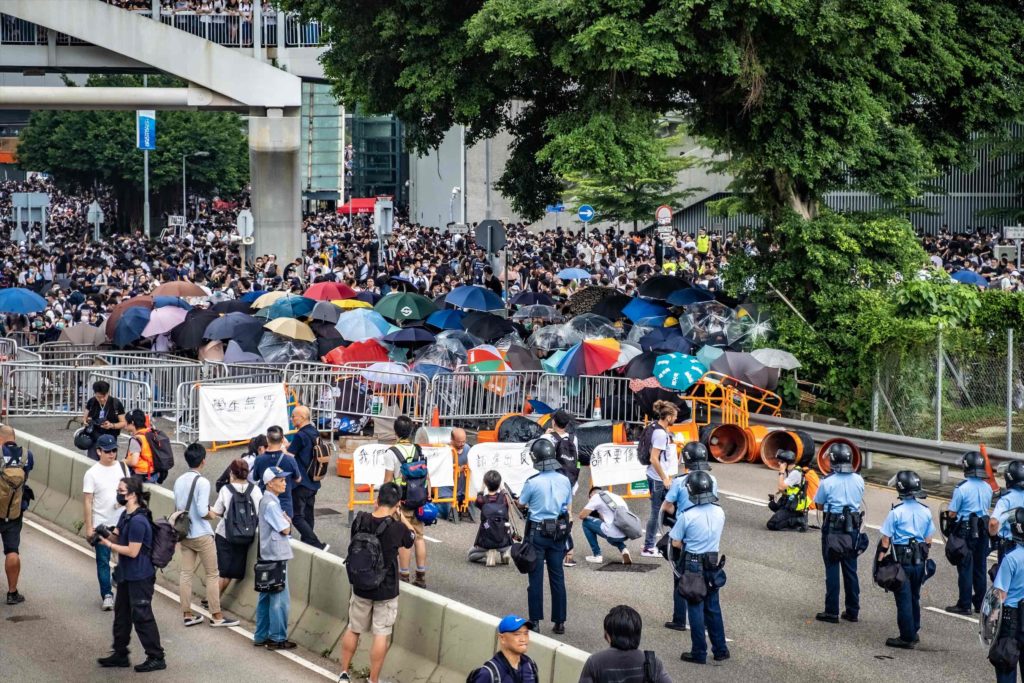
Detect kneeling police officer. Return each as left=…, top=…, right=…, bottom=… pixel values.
left=878, top=470, right=935, bottom=649
left=991, top=507, right=1024, bottom=683
left=670, top=470, right=729, bottom=664
left=813, top=443, right=865, bottom=624
left=517, top=438, right=573, bottom=635
left=991, top=462, right=1024, bottom=569
left=943, top=451, right=993, bottom=616
left=766, top=450, right=808, bottom=532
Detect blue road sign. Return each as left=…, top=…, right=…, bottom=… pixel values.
left=578, top=204, right=595, bottom=222
left=545, top=203, right=566, bottom=213
left=136, top=110, right=156, bottom=151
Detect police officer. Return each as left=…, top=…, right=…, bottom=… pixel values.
left=517, top=439, right=573, bottom=635
left=766, top=450, right=808, bottom=531
left=944, top=451, right=993, bottom=616
left=990, top=462, right=1024, bottom=566
left=991, top=507, right=1024, bottom=683
left=813, top=443, right=865, bottom=624
left=661, top=442, right=719, bottom=632
left=670, top=471, right=729, bottom=664
left=878, top=470, right=935, bottom=649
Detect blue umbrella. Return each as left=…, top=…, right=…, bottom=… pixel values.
left=114, top=307, right=151, bottom=348
left=667, top=286, right=716, bottom=307
left=426, top=309, right=466, bottom=331
left=445, top=285, right=504, bottom=312
left=336, top=308, right=392, bottom=342
left=639, top=327, right=691, bottom=354
left=410, top=362, right=452, bottom=379
left=654, top=353, right=707, bottom=391
left=153, top=296, right=193, bottom=311
left=240, top=290, right=268, bottom=303
left=557, top=268, right=592, bottom=281
left=355, top=290, right=380, bottom=305
left=0, top=287, right=46, bottom=314
left=951, top=270, right=988, bottom=287
left=263, top=296, right=316, bottom=320
left=623, top=297, right=669, bottom=323
left=381, top=326, right=436, bottom=348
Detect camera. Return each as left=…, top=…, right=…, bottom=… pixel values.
left=87, top=524, right=112, bottom=547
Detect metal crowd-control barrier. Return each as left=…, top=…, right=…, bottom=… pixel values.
left=0, top=337, right=17, bottom=362
left=0, top=363, right=156, bottom=418
left=88, top=371, right=153, bottom=417
left=535, top=373, right=646, bottom=425
left=431, top=370, right=543, bottom=424
left=284, top=361, right=432, bottom=424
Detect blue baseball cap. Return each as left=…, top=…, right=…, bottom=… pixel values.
left=497, top=614, right=534, bottom=634
left=96, top=434, right=118, bottom=452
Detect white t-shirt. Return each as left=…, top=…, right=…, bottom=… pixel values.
left=783, top=469, right=803, bottom=488
left=212, top=481, right=263, bottom=538
left=585, top=490, right=628, bottom=538
left=82, top=461, right=129, bottom=528
left=646, top=427, right=678, bottom=481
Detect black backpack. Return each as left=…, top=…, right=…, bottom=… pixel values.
left=224, top=483, right=258, bottom=545
left=144, top=428, right=175, bottom=474
left=347, top=512, right=389, bottom=593
left=474, top=494, right=511, bottom=550
left=553, top=434, right=580, bottom=486
left=148, top=512, right=178, bottom=569
left=637, top=423, right=665, bottom=466
left=467, top=656, right=538, bottom=683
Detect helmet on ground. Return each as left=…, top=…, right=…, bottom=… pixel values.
left=894, top=470, right=925, bottom=499
left=529, top=438, right=560, bottom=471
left=776, top=449, right=797, bottom=465
left=416, top=502, right=439, bottom=526
left=682, top=442, right=710, bottom=471
left=1010, top=508, right=1024, bottom=543
left=1006, top=461, right=1024, bottom=490
left=685, top=470, right=718, bottom=506
left=961, top=450, right=987, bottom=478
left=827, top=443, right=855, bottom=474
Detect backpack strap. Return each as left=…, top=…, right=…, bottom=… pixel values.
left=598, top=490, right=618, bottom=510
left=643, top=650, right=656, bottom=683
left=184, top=471, right=201, bottom=514
left=119, top=461, right=129, bottom=478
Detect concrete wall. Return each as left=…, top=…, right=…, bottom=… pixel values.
left=19, top=430, right=588, bottom=683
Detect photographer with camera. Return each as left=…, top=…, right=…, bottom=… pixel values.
left=82, top=434, right=129, bottom=611
left=80, top=380, right=126, bottom=461
left=96, top=477, right=167, bottom=673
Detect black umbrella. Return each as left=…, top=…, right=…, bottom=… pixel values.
left=567, top=286, right=617, bottom=315
left=638, top=275, right=689, bottom=301
left=310, top=320, right=343, bottom=340
left=590, top=292, right=632, bottom=321
left=171, top=309, right=219, bottom=350
left=355, top=290, right=380, bottom=305
left=388, top=276, right=421, bottom=292
left=317, top=336, right=347, bottom=357
left=204, top=312, right=263, bottom=341
left=464, top=312, right=516, bottom=342
left=211, top=300, right=253, bottom=314
left=510, top=291, right=555, bottom=307
left=639, top=328, right=692, bottom=354
left=381, top=326, right=436, bottom=348
left=624, top=351, right=660, bottom=379
left=505, top=344, right=542, bottom=371
left=432, top=293, right=457, bottom=311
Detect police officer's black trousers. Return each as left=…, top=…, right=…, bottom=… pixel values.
left=995, top=631, right=1024, bottom=683
left=821, top=529, right=859, bottom=617
left=112, top=577, right=164, bottom=659
left=894, top=563, right=924, bottom=642
left=527, top=533, right=567, bottom=623
left=766, top=508, right=806, bottom=531
left=956, top=534, right=989, bottom=611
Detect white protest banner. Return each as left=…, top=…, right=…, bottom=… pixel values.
left=198, top=383, right=289, bottom=442
left=352, top=444, right=455, bottom=489
left=467, top=442, right=536, bottom=495
left=422, top=446, right=455, bottom=488
left=589, top=443, right=647, bottom=487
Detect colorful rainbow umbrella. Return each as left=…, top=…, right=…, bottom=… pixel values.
left=555, top=337, right=621, bottom=376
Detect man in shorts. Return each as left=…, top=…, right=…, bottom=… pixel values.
left=382, top=415, right=430, bottom=587
left=337, top=482, right=415, bottom=683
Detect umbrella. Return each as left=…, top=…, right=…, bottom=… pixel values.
left=310, top=321, right=343, bottom=340
left=375, top=292, right=437, bottom=323
left=463, top=312, right=516, bottom=342
left=152, top=281, right=207, bottom=298
left=310, top=301, right=342, bottom=324
left=58, top=324, right=106, bottom=346
left=252, top=291, right=290, bottom=309
left=114, top=307, right=151, bottom=348
left=639, top=328, right=691, bottom=354
left=562, top=313, right=620, bottom=345
left=505, top=344, right=542, bottom=372
left=224, top=340, right=263, bottom=364
left=361, top=361, right=414, bottom=385
left=654, top=353, right=708, bottom=391
left=666, top=286, right=716, bottom=307
left=153, top=296, right=193, bottom=311
left=381, top=327, right=436, bottom=348
left=638, top=275, right=688, bottom=301
left=203, top=312, right=264, bottom=342
left=208, top=291, right=231, bottom=305
left=467, top=344, right=511, bottom=373
left=555, top=338, right=621, bottom=376
left=339, top=339, right=390, bottom=365
left=623, top=297, right=669, bottom=324
left=334, top=298, right=373, bottom=310
left=434, top=330, right=480, bottom=361
left=141, top=306, right=187, bottom=338
left=387, top=276, right=422, bottom=292
left=951, top=270, right=988, bottom=287
left=413, top=343, right=462, bottom=369
left=198, top=340, right=224, bottom=362
left=710, top=351, right=777, bottom=389
left=734, top=303, right=774, bottom=347
left=211, top=300, right=251, bottom=314
left=542, top=349, right=569, bottom=374
left=557, top=268, right=592, bottom=280
left=510, top=291, right=555, bottom=307
left=105, top=295, right=155, bottom=339
left=511, top=305, right=562, bottom=322
left=258, top=331, right=317, bottom=363
left=445, top=285, right=504, bottom=312
left=426, top=309, right=466, bottom=331
left=263, top=296, right=316, bottom=321
left=591, top=293, right=634, bottom=321
left=567, top=286, right=617, bottom=315
left=624, top=351, right=661, bottom=379
left=613, top=342, right=643, bottom=369
left=354, top=290, right=380, bottom=305
left=411, top=361, right=453, bottom=379
left=527, top=325, right=569, bottom=352
left=264, top=318, right=316, bottom=342
left=305, top=281, right=357, bottom=301
left=696, top=345, right=725, bottom=368
left=0, top=287, right=47, bottom=314
left=751, top=348, right=802, bottom=371
left=171, top=309, right=219, bottom=350
left=337, top=309, right=392, bottom=342
left=239, top=290, right=268, bottom=303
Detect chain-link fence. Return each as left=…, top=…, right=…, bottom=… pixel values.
left=875, top=328, right=1022, bottom=451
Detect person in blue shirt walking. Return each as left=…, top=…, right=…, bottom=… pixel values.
left=990, top=462, right=1024, bottom=566
left=877, top=470, right=935, bottom=649
left=517, top=439, right=573, bottom=635
left=251, top=425, right=303, bottom=518
left=944, top=451, right=994, bottom=616
left=813, top=443, right=865, bottom=624
left=287, top=406, right=328, bottom=550
left=991, top=507, right=1024, bottom=683
left=670, top=470, right=729, bottom=665
left=661, top=442, right=718, bottom=633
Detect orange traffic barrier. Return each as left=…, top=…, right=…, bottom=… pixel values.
left=336, top=453, right=353, bottom=478
left=430, top=405, right=440, bottom=427
left=760, top=429, right=816, bottom=469
left=701, top=423, right=749, bottom=464
left=815, top=438, right=862, bottom=474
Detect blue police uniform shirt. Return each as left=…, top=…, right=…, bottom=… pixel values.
left=812, top=472, right=865, bottom=513
left=994, top=545, right=1024, bottom=608
left=666, top=472, right=719, bottom=513
left=992, top=489, right=1024, bottom=539
left=949, top=477, right=993, bottom=521
left=669, top=503, right=725, bottom=554
left=519, top=470, right=572, bottom=522
left=880, top=499, right=936, bottom=545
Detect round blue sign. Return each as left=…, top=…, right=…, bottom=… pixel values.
left=578, top=205, right=595, bottom=223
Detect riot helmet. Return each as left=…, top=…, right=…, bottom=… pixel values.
left=827, top=442, right=855, bottom=474
left=776, top=449, right=797, bottom=466
left=529, top=438, right=559, bottom=472
left=894, top=470, right=926, bottom=500
left=685, top=470, right=718, bottom=506
left=682, top=442, right=710, bottom=471
left=1010, top=508, right=1024, bottom=543
left=961, top=450, right=987, bottom=479
left=1006, top=461, right=1024, bottom=490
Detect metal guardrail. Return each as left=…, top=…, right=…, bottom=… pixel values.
left=88, top=371, right=153, bottom=417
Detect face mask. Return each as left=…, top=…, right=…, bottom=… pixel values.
left=116, top=493, right=128, bottom=507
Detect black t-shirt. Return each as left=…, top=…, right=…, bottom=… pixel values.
left=86, top=396, right=126, bottom=437
left=352, top=512, right=414, bottom=601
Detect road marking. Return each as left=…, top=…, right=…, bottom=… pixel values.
left=24, top=517, right=336, bottom=680
left=719, top=489, right=769, bottom=507
left=424, top=535, right=443, bottom=543
left=924, top=606, right=976, bottom=623
left=725, top=496, right=769, bottom=507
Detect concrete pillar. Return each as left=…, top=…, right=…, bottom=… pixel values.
left=249, top=110, right=301, bottom=264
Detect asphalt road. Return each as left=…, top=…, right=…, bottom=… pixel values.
left=9, top=416, right=997, bottom=683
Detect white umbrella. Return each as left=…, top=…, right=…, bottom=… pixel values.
left=360, top=362, right=414, bottom=385
left=751, top=348, right=802, bottom=371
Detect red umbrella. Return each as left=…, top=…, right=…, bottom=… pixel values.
left=323, top=339, right=389, bottom=365
left=305, top=281, right=357, bottom=301
left=105, top=296, right=154, bottom=339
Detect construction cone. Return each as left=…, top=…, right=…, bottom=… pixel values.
left=523, top=394, right=533, bottom=415
left=430, top=405, right=440, bottom=427
left=593, top=395, right=603, bottom=420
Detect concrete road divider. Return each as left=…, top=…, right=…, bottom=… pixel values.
left=293, top=551, right=350, bottom=656
left=25, top=442, right=49, bottom=514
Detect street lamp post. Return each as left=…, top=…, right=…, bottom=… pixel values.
left=182, top=150, right=210, bottom=222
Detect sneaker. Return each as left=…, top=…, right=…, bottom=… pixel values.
left=621, top=549, right=632, bottom=565
left=585, top=555, right=604, bottom=564
left=500, top=551, right=511, bottom=565
left=210, top=617, right=240, bottom=628
left=97, top=653, right=130, bottom=668
left=102, top=595, right=114, bottom=611
left=414, top=571, right=427, bottom=588
left=563, top=557, right=577, bottom=567
left=134, top=657, right=167, bottom=673
left=6, top=591, right=24, bottom=605
left=338, top=672, right=351, bottom=683
left=486, top=549, right=499, bottom=567
left=183, top=615, right=204, bottom=627
left=640, top=548, right=660, bottom=558
left=266, top=640, right=298, bottom=650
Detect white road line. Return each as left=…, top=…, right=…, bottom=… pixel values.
left=24, top=517, right=336, bottom=680
left=725, top=496, right=769, bottom=507
left=924, top=606, right=977, bottom=623
left=424, top=535, right=443, bottom=543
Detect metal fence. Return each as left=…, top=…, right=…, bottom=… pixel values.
left=875, top=328, right=1022, bottom=452
left=0, top=363, right=158, bottom=418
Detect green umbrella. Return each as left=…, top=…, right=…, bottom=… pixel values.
left=374, top=292, right=438, bottom=324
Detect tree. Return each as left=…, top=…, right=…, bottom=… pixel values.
left=286, top=0, right=1024, bottom=224
left=17, top=74, right=248, bottom=229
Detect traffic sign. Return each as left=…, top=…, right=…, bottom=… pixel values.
left=236, top=209, right=254, bottom=238
left=655, top=204, right=673, bottom=226
left=578, top=205, right=595, bottom=223
left=1004, top=226, right=1024, bottom=240
left=545, top=203, right=565, bottom=213
left=475, top=219, right=506, bottom=254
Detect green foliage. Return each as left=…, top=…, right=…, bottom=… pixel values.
left=971, top=289, right=1024, bottom=335
left=894, top=274, right=982, bottom=327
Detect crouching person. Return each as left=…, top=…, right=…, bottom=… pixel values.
left=468, top=470, right=513, bottom=566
